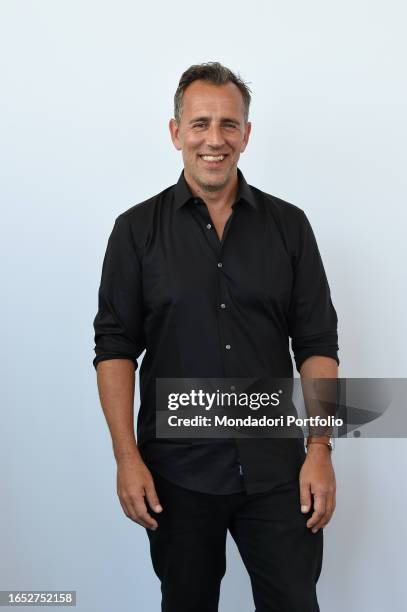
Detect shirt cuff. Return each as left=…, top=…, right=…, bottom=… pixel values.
left=93, top=354, right=138, bottom=370
left=291, top=331, right=339, bottom=374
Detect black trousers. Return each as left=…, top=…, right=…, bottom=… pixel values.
left=145, top=470, right=323, bottom=612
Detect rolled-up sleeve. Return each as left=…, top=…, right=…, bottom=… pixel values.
left=92, top=214, right=145, bottom=370
left=287, top=211, right=339, bottom=373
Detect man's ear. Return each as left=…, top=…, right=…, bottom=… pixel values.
left=240, top=121, right=252, bottom=153
left=169, top=118, right=182, bottom=151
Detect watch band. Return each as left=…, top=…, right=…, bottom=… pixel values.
left=306, top=436, right=334, bottom=451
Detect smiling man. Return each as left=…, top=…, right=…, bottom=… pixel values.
left=93, top=62, right=339, bottom=612
left=171, top=77, right=250, bottom=192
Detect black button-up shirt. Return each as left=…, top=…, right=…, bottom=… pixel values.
left=92, top=167, right=339, bottom=494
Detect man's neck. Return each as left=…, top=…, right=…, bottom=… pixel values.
left=184, top=169, right=239, bottom=213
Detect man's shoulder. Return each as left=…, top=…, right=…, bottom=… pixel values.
left=117, top=184, right=174, bottom=222
left=251, top=184, right=303, bottom=214
left=250, top=184, right=307, bottom=223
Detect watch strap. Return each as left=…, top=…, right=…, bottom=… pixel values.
left=306, top=436, right=334, bottom=451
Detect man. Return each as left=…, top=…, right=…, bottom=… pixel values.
left=93, top=62, right=339, bottom=612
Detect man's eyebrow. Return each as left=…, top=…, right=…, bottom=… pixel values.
left=188, top=116, right=241, bottom=125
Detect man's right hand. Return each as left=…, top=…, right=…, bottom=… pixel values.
left=116, top=456, right=163, bottom=530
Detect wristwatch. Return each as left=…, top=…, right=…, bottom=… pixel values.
left=306, top=436, right=334, bottom=452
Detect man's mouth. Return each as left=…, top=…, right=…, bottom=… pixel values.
left=199, top=154, right=228, bottom=165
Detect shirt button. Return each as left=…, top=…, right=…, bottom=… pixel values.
left=225, top=344, right=231, bottom=350
left=206, top=223, right=212, bottom=229
left=220, top=303, right=226, bottom=309
left=230, top=385, right=236, bottom=391
left=217, top=262, right=223, bottom=268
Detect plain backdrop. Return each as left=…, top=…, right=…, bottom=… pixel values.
left=1, top=1, right=406, bottom=611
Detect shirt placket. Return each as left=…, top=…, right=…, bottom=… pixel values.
left=190, top=197, right=245, bottom=482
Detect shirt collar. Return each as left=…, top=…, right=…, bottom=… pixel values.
left=173, top=166, right=258, bottom=211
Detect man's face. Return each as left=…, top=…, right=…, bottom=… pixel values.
left=169, top=80, right=251, bottom=193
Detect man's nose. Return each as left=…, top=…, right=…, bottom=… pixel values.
left=205, top=124, right=226, bottom=147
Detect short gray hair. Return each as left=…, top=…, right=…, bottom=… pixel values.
left=174, top=61, right=252, bottom=125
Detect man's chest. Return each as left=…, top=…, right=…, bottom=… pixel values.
left=140, top=207, right=293, bottom=314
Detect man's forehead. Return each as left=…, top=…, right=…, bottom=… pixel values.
left=182, top=81, right=244, bottom=108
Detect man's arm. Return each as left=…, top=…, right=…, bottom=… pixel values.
left=93, top=215, right=161, bottom=530
left=96, top=359, right=162, bottom=530
left=284, top=208, right=339, bottom=532
left=299, top=355, right=338, bottom=534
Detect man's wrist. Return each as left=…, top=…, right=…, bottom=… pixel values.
left=114, top=445, right=142, bottom=465
left=306, top=435, right=334, bottom=452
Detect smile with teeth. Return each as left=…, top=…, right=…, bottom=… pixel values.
left=200, top=154, right=227, bottom=162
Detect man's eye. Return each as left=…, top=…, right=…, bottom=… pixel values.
left=192, top=122, right=236, bottom=128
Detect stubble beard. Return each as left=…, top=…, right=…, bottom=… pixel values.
left=191, top=165, right=232, bottom=194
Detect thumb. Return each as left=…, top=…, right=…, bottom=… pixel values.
left=145, top=481, right=163, bottom=513
left=300, top=480, right=311, bottom=513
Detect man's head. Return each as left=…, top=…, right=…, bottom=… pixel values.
left=169, top=62, right=252, bottom=194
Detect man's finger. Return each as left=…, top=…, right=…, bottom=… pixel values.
left=307, top=493, right=327, bottom=530
left=119, top=495, right=149, bottom=527
left=145, top=481, right=163, bottom=513
left=313, top=491, right=336, bottom=530
left=299, top=480, right=312, bottom=513
left=321, top=500, right=335, bottom=529
left=118, top=496, right=131, bottom=520
left=126, top=495, right=158, bottom=530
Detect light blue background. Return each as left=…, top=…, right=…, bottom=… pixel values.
left=1, top=1, right=406, bottom=610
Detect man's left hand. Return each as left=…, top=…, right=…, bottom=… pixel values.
left=299, top=445, right=336, bottom=533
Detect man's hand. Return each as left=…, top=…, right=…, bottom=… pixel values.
left=299, top=445, right=336, bottom=533
left=116, top=456, right=163, bottom=530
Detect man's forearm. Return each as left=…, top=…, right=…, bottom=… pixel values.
left=300, top=356, right=338, bottom=438
left=96, top=359, right=142, bottom=463
left=300, top=355, right=338, bottom=379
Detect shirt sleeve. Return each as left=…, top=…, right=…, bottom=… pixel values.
left=92, top=214, right=146, bottom=370
left=287, top=210, right=339, bottom=373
